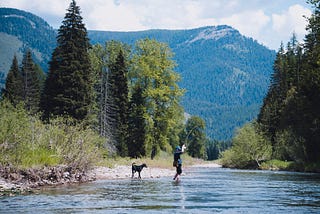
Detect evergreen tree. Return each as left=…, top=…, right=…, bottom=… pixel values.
left=206, top=140, right=232, bottom=160
left=128, top=85, right=147, bottom=158
left=108, top=49, right=129, bottom=156
left=257, top=0, right=320, bottom=163
left=258, top=44, right=286, bottom=151
left=21, top=49, right=42, bottom=113
left=258, top=37, right=304, bottom=160
left=3, top=55, right=23, bottom=105
left=294, top=0, right=320, bottom=162
left=41, top=0, right=94, bottom=122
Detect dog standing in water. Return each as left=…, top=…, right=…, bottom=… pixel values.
left=132, top=163, right=147, bottom=179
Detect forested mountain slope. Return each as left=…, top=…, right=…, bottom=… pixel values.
left=0, top=8, right=56, bottom=77
left=0, top=8, right=276, bottom=140
left=89, top=26, right=276, bottom=140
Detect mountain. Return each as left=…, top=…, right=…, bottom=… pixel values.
left=89, top=27, right=276, bottom=140
left=0, top=8, right=276, bottom=140
left=0, top=8, right=56, bottom=88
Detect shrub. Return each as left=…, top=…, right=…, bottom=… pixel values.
left=260, top=159, right=294, bottom=170
left=0, top=100, right=105, bottom=170
left=220, top=122, right=272, bottom=169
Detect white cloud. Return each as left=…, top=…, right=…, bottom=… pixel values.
left=80, top=1, right=145, bottom=31
left=218, top=10, right=271, bottom=41
left=0, top=0, right=313, bottom=49
left=0, top=0, right=67, bottom=16
left=272, top=4, right=311, bottom=37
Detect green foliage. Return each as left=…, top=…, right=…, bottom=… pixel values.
left=0, top=8, right=56, bottom=73
left=0, top=100, right=104, bottom=170
left=1, top=7, right=276, bottom=141
left=89, top=41, right=131, bottom=156
left=89, top=44, right=111, bottom=137
left=181, top=116, right=206, bottom=159
left=130, top=38, right=185, bottom=158
left=206, top=139, right=232, bottom=160
left=2, top=55, right=23, bottom=105
left=0, top=100, right=31, bottom=166
left=21, top=49, right=43, bottom=113
left=2, top=51, right=45, bottom=113
left=108, top=49, right=129, bottom=157
left=128, top=85, right=147, bottom=158
left=41, top=0, right=95, bottom=122
left=260, top=160, right=294, bottom=171
left=257, top=0, right=320, bottom=165
left=19, top=147, right=60, bottom=168
left=89, top=26, right=276, bottom=141
left=47, top=117, right=105, bottom=170
left=220, top=122, right=272, bottom=168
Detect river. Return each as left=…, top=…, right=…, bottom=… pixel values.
left=1, top=167, right=320, bottom=213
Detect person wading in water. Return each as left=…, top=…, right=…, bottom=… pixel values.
left=173, top=144, right=186, bottom=181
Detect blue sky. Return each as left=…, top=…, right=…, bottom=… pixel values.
left=0, top=0, right=313, bottom=50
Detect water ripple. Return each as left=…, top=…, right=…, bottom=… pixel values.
left=1, top=168, right=320, bottom=213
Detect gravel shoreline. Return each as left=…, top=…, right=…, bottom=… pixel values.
left=91, top=162, right=221, bottom=180
left=0, top=163, right=221, bottom=196
left=92, top=165, right=176, bottom=180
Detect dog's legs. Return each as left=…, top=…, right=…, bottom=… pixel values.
left=138, top=171, right=141, bottom=179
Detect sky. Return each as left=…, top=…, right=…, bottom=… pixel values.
left=0, top=0, right=313, bottom=50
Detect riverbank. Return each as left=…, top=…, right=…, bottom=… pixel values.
left=0, top=165, right=96, bottom=196
left=92, top=162, right=222, bottom=180
left=0, top=161, right=221, bottom=196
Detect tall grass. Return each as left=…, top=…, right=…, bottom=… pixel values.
left=0, top=100, right=106, bottom=170
left=0, top=100, right=206, bottom=171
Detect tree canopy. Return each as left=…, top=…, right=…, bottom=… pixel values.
left=41, top=0, right=94, bottom=122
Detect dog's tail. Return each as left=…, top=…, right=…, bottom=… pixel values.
left=132, top=162, right=136, bottom=166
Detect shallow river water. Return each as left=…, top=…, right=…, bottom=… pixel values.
left=1, top=167, right=320, bottom=213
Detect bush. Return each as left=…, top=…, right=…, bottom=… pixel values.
left=47, top=118, right=105, bottom=170
left=0, top=100, right=105, bottom=170
left=220, top=122, right=272, bottom=169
left=260, top=159, right=294, bottom=171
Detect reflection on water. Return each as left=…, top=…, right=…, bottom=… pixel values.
left=1, top=168, right=320, bottom=213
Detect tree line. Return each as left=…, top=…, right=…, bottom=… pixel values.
left=220, top=0, right=320, bottom=171
left=1, top=0, right=207, bottom=165
left=2, top=50, right=45, bottom=114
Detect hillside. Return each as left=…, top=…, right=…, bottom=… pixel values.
left=0, top=8, right=56, bottom=85
left=0, top=8, right=276, bottom=140
left=89, top=26, right=276, bottom=140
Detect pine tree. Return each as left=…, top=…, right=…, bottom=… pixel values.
left=258, top=0, right=320, bottom=162
left=128, top=85, right=147, bottom=158
left=41, top=0, right=94, bottom=121
left=3, top=55, right=23, bottom=105
left=21, top=49, right=42, bottom=113
left=294, top=0, right=320, bottom=162
left=108, top=49, right=129, bottom=156
left=258, top=37, right=304, bottom=160
left=258, top=45, right=286, bottom=149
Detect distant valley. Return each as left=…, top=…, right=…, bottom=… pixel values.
left=0, top=7, right=276, bottom=140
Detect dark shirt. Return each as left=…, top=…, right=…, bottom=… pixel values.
left=174, top=150, right=183, bottom=165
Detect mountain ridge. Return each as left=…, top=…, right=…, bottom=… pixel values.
left=0, top=7, right=276, bottom=140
